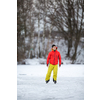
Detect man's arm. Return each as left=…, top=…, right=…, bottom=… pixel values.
left=58, top=52, right=61, bottom=67
left=46, top=52, right=51, bottom=66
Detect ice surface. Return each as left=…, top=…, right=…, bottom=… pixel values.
left=17, top=65, right=84, bottom=100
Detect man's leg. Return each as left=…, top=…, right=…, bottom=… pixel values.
left=53, top=64, right=58, bottom=81
left=45, top=64, right=54, bottom=81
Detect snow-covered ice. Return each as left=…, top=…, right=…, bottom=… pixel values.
left=17, top=64, right=84, bottom=100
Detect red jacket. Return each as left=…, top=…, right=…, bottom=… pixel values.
left=47, top=47, right=61, bottom=65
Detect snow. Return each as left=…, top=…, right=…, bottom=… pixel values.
left=17, top=64, right=84, bottom=100
left=24, top=57, right=83, bottom=66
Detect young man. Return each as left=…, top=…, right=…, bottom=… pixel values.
left=45, top=44, right=61, bottom=84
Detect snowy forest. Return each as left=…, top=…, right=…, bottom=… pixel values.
left=17, top=0, right=84, bottom=64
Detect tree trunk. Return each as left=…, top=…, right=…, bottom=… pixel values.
left=67, top=0, right=73, bottom=58
left=37, top=3, right=40, bottom=58
left=42, top=0, right=46, bottom=58
left=71, top=39, right=79, bottom=62
left=71, top=0, right=81, bottom=63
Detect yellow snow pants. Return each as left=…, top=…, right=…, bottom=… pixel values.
left=45, top=64, right=58, bottom=81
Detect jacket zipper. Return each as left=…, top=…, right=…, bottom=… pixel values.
left=54, top=52, right=55, bottom=65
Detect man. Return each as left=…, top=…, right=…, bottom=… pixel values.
left=45, top=44, right=61, bottom=84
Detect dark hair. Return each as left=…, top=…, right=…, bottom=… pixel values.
left=52, top=44, right=56, bottom=48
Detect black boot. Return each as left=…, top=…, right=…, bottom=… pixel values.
left=46, top=80, right=50, bottom=83
left=53, top=78, right=57, bottom=84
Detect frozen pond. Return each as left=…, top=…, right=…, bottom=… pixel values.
left=17, top=65, right=84, bottom=100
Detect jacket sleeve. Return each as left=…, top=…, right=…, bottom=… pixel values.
left=47, top=52, right=51, bottom=64
left=58, top=52, right=61, bottom=65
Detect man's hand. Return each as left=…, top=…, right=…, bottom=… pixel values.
left=59, top=65, right=61, bottom=67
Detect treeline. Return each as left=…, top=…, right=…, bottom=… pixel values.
left=17, top=0, right=84, bottom=64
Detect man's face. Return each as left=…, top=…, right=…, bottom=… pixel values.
left=52, top=46, right=56, bottom=50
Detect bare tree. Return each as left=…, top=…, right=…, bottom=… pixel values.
left=42, top=0, right=47, bottom=58
left=42, top=0, right=84, bottom=62
left=17, top=0, right=35, bottom=62
left=71, top=0, right=84, bottom=62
